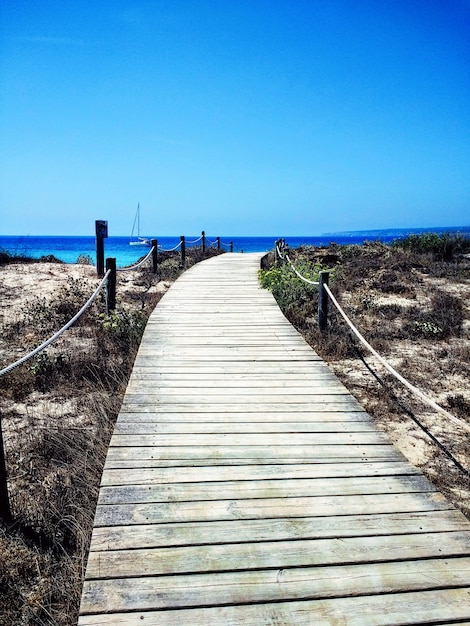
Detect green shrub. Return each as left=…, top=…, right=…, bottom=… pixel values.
left=393, top=232, right=470, bottom=260
left=259, top=259, right=330, bottom=311
left=98, top=308, right=147, bottom=347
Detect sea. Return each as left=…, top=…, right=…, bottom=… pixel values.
left=1, top=226, right=469, bottom=267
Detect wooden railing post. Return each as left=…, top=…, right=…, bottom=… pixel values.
left=202, top=231, right=206, bottom=254
left=106, top=257, right=116, bottom=313
left=151, top=239, right=158, bottom=273
left=230, top=241, right=233, bottom=253
left=180, top=236, right=186, bottom=267
left=95, top=220, right=108, bottom=278
left=318, top=271, right=330, bottom=331
left=217, top=237, right=221, bottom=251
left=0, top=412, right=12, bottom=523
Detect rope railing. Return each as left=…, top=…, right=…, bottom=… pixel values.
left=276, top=240, right=319, bottom=286
left=322, top=283, right=470, bottom=434
left=270, top=240, right=470, bottom=438
left=158, top=241, right=182, bottom=252
left=185, top=235, right=204, bottom=245
left=0, top=270, right=111, bottom=379
left=117, top=245, right=155, bottom=272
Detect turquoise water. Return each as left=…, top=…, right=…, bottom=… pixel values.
left=1, top=227, right=469, bottom=267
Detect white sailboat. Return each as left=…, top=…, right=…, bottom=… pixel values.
left=129, top=203, right=150, bottom=246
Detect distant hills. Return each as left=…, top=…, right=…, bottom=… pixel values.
left=323, top=226, right=470, bottom=238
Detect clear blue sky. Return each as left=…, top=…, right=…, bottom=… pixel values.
left=1, top=1, right=469, bottom=236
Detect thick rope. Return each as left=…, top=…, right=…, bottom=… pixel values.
left=323, top=283, right=470, bottom=434
left=0, top=270, right=111, bottom=378
left=185, top=235, right=203, bottom=245
left=158, top=241, right=182, bottom=252
left=285, top=254, right=319, bottom=286
left=117, top=246, right=154, bottom=272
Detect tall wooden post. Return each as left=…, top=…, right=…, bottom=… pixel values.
left=180, top=236, right=186, bottom=267
left=274, top=239, right=280, bottom=265
left=0, top=412, right=12, bottom=523
left=318, top=271, right=330, bottom=331
left=151, top=239, right=158, bottom=273
left=95, top=220, right=108, bottom=277
left=106, top=257, right=116, bottom=313
left=230, top=241, right=233, bottom=253
left=217, top=237, right=221, bottom=251
left=202, top=231, right=206, bottom=254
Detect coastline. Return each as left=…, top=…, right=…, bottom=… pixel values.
left=1, top=226, right=469, bottom=265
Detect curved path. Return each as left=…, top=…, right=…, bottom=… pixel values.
left=79, top=253, right=470, bottom=625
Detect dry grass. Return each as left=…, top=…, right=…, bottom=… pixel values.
left=261, top=239, right=470, bottom=519
left=0, top=246, right=222, bottom=625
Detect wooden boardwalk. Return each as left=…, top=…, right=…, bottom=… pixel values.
left=79, top=253, right=470, bottom=625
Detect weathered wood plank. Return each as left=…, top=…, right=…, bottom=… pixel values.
left=85, top=531, right=470, bottom=579
left=107, top=432, right=390, bottom=447
left=93, top=491, right=451, bottom=527
left=118, top=400, right=367, bottom=412
left=112, top=420, right=377, bottom=434
left=78, top=588, right=470, bottom=625
left=100, top=461, right=418, bottom=486
left=81, top=557, right=470, bottom=613
left=116, top=410, right=371, bottom=422
left=89, top=509, right=469, bottom=551
left=98, top=474, right=435, bottom=506
left=104, top=444, right=402, bottom=462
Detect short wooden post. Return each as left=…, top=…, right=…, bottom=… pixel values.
left=318, top=271, right=330, bottom=331
left=151, top=239, right=158, bottom=273
left=180, top=236, right=186, bottom=267
left=0, top=412, right=12, bottom=523
left=95, top=220, right=108, bottom=277
left=202, top=231, right=206, bottom=254
left=217, top=237, right=221, bottom=251
left=106, top=257, right=116, bottom=313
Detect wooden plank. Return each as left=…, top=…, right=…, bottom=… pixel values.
left=81, top=557, right=470, bottom=613
left=93, top=491, right=451, bottom=527
left=84, top=531, right=470, bottom=579
left=116, top=410, right=371, bottom=422
left=89, top=509, right=470, bottom=551
left=97, top=475, right=435, bottom=506
left=78, top=588, right=470, bottom=625
left=112, top=420, right=377, bottom=434
left=117, top=400, right=367, bottom=412
left=104, top=444, right=402, bottom=463
left=100, top=461, right=418, bottom=486
left=107, top=432, right=390, bottom=447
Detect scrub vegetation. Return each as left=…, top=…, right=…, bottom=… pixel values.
left=260, top=233, right=470, bottom=517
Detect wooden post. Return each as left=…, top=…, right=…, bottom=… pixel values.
left=180, top=236, right=186, bottom=267
left=0, top=412, right=12, bottom=523
left=318, top=271, right=330, bottom=331
left=106, top=257, right=116, bottom=313
left=274, top=239, right=280, bottom=265
left=95, top=220, right=108, bottom=278
left=217, top=237, right=221, bottom=251
left=202, top=231, right=206, bottom=254
left=151, top=239, right=158, bottom=273
left=230, top=241, right=233, bottom=253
